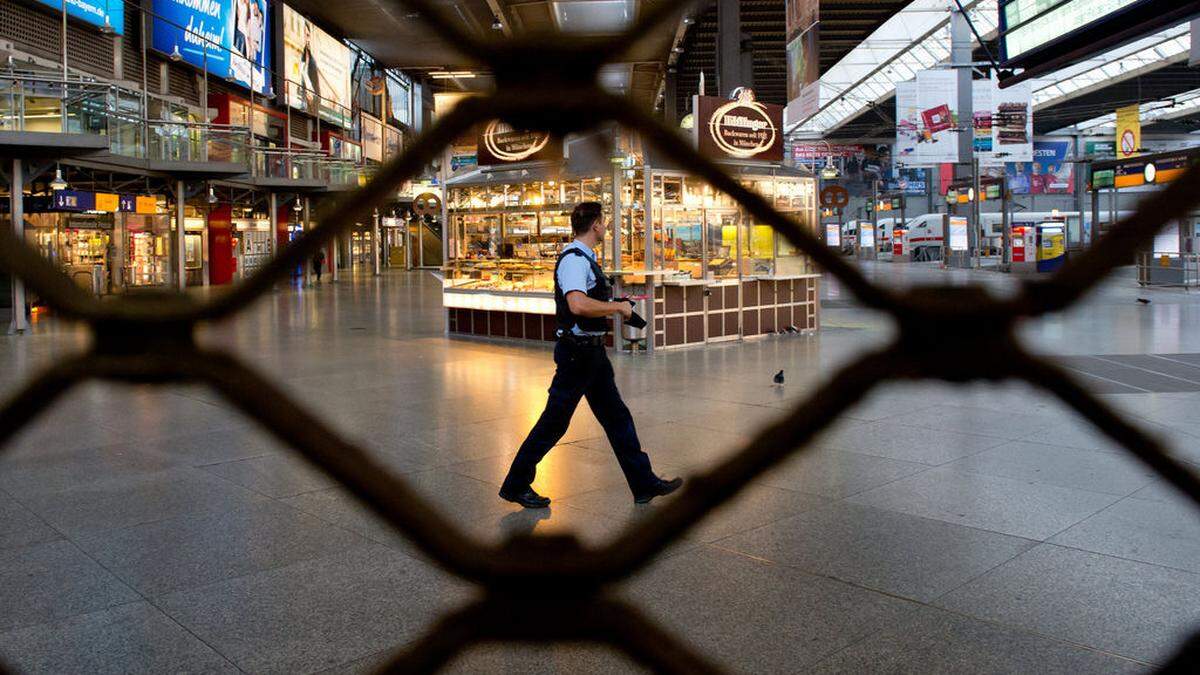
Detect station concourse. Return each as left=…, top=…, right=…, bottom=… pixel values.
left=2, top=0, right=1200, bottom=672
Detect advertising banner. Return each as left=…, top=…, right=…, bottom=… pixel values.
left=694, top=91, right=784, bottom=162
left=793, top=144, right=863, bottom=163
left=972, top=78, right=1032, bottom=166
left=32, top=0, right=123, bottom=34
left=151, top=0, right=272, bottom=95
left=1006, top=140, right=1074, bottom=194
left=361, top=113, right=383, bottom=162
left=895, top=71, right=959, bottom=166
left=948, top=216, right=968, bottom=251
left=476, top=122, right=561, bottom=166
left=785, top=0, right=820, bottom=126
left=282, top=4, right=352, bottom=125
left=1116, top=103, right=1141, bottom=159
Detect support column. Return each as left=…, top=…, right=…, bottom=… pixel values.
left=1074, top=135, right=1087, bottom=247
left=643, top=166, right=655, bottom=354
left=268, top=192, right=278, bottom=259
left=331, top=234, right=339, bottom=281
left=9, top=159, right=27, bottom=333
left=372, top=210, right=381, bottom=276
left=611, top=163, right=624, bottom=340
left=174, top=179, right=186, bottom=291
left=716, top=0, right=742, bottom=96
left=664, top=71, right=678, bottom=126
left=950, top=7, right=975, bottom=268
left=303, top=197, right=312, bottom=286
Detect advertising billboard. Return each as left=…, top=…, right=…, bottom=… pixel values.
left=361, top=113, right=383, bottom=163
left=31, top=0, right=124, bottom=34
left=895, top=71, right=960, bottom=166
left=1006, top=140, right=1074, bottom=195
left=281, top=4, right=352, bottom=126
left=972, top=78, right=1032, bottom=166
left=785, top=0, right=820, bottom=125
left=151, top=0, right=272, bottom=95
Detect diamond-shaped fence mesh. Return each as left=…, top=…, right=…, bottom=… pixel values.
left=3, top=1, right=1200, bottom=672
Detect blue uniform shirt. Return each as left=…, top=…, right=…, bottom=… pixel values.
left=557, top=240, right=604, bottom=336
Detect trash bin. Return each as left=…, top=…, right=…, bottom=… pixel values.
left=621, top=295, right=649, bottom=351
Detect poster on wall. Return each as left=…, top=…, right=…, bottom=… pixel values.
left=151, top=0, right=272, bottom=94
left=361, top=114, right=383, bottom=162
left=972, top=79, right=1032, bottom=165
left=694, top=91, right=784, bottom=162
left=1006, top=140, right=1074, bottom=194
left=32, top=0, right=124, bottom=34
left=895, top=70, right=959, bottom=166
left=282, top=4, right=352, bottom=126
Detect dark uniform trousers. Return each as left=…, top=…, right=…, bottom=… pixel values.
left=501, top=338, right=657, bottom=496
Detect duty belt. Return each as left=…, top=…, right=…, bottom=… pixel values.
left=557, top=331, right=606, bottom=347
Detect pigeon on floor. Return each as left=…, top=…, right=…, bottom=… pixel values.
left=773, top=370, right=785, bottom=385
left=1137, top=298, right=1151, bottom=304
left=786, top=325, right=799, bottom=333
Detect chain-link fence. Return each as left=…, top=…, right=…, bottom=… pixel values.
left=3, top=1, right=1200, bottom=672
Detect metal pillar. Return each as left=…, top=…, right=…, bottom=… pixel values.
left=303, top=197, right=312, bottom=286
left=372, top=210, right=381, bottom=276
left=643, top=166, right=655, bottom=354
left=950, top=7, right=975, bottom=268
left=268, top=192, right=278, bottom=259
left=9, top=159, right=27, bottom=333
left=716, top=0, right=742, bottom=96
left=1001, top=177, right=1012, bottom=270
left=611, top=164, right=624, bottom=339
left=331, top=234, right=339, bottom=281
left=174, top=179, right=186, bottom=291
left=1074, top=136, right=1088, bottom=247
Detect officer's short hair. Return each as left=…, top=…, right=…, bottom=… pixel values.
left=571, top=202, right=603, bottom=235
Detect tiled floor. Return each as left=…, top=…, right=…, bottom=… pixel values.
left=1, top=262, right=1198, bottom=673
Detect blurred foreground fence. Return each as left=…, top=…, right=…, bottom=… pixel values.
left=2, top=1, right=1200, bottom=672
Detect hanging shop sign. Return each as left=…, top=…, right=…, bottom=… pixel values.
left=151, top=0, right=272, bottom=95
left=30, top=0, right=124, bottom=34
left=281, top=3, right=352, bottom=126
left=895, top=71, right=960, bottom=166
left=694, top=90, right=784, bottom=162
left=1115, top=104, right=1141, bottom=159
left=413, top=192, right=442, bottom=216
left=475, top=121, right=561, bottom=165
left=1006, top=140, right=1074, bottom=194
left=119, top=195, right=162, bottom=214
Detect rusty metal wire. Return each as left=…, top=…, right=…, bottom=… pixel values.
left=2, top=1, right=1200, bottom=671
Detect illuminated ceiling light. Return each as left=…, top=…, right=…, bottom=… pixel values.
left=49, top=165, right=68, bottom=191
left=683, top=16, right=694, bottom=25
left=207, top=186, right=218, bottom=204
left=492, top=16, right=504, bottom=30
left=100, top=18, right=115, bottom=35
left=672, top=46, right=685, bottom=53
left=170, top=45, right=183, bottom=62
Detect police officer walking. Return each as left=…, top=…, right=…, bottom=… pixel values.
left=499, top=202, right=683, bottom=508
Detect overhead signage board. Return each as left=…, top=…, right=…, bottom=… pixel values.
left=475, top=121, right=561, bottom=166
left=785, top=0, right=820, bottom=124
left=151, top=0, right=272, bottom=95
left=694, top=91, right=784, bottom=162
left=281, top=4, right=352, bottom=126
left=895, top=71, right=959, bottom=166
left=30, top=0, right=124, bottom=35
left=998, top=0, right=1200, bottom=84
left=793, top=144, right=863, bottom=163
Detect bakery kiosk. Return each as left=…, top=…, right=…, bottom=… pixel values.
left=443, top=93, right=819, bottom=350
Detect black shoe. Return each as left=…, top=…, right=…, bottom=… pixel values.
left=634, top=477, right=684, bottom=504
left=499, top=487, right=551, bottom=508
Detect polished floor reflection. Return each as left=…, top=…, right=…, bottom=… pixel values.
left=0, top=264, right=1197, bottom=673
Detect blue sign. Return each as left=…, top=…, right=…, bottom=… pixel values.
left=151, top=0, right=272, bottom=95
left=1006, top=140, right=1073, bottom=195
left=32, top=0, right=124, bottom=35
left=52, top=190, right=95, bottom=212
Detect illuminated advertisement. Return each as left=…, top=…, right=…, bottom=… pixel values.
left=694, top=90, right=783, bottom=162
left=31, top=0, right=123, bottom=35
left=151, top=0, right=272, bottom=95
left=282, top=4, right=352, bottom=126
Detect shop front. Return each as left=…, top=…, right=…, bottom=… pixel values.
left=443, top=93, right=819, bottom=351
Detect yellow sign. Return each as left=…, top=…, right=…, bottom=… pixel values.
left=135, top=196, right=158, bottom=214
left=1115, top=104, right=1140, bottom=159
left=94, top=193, right=119, bottom=212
